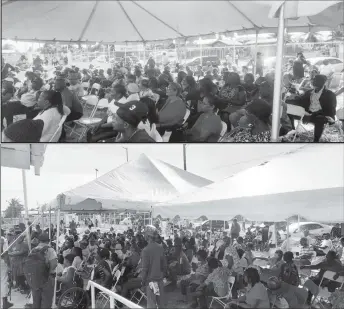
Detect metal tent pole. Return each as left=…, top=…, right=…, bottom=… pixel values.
left=22, top=170, right=31, bottom=251
left=271, top=3, right=285, bottom=142
left=253, top=29, right=259, bottom=76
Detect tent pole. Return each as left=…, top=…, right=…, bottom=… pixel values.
left=200, top=38, right=203, bottom=67
left=271, top=3, right=285, bottom=142
left=124, top=44, right=127, bottom=66
left=298, top=214, right=300, bottom=230
left=253, top=29, right=259, bottom=76
left=22, top=170, right=31, bottom=251
left=286, top=217, right=289, bottom=251
left=49, top=205, right=51, bottom=246
left=143, top=43, right=146, bottom=65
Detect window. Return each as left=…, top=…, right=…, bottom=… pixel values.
left=328, top=59, right=342, bottom=64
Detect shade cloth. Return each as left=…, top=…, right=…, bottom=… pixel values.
left=2, top=1, right=342, bottom=43
left=154, top=145, right=344, bottom=222
left=49, top=153, right=212, bottom=211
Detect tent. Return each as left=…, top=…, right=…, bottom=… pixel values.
left=154, top=145, right=344, bottom=223
left=2, top=1, right=342, bottom=44
left=50, top=153, right=212, bottom=211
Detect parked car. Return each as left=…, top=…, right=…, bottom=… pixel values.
left=280, top=222, right=332, bottom=240
left=307, top=57, right=344, bottom=73
left=201, top=220, right=229, bottom=231
left=186, top=56, right=221, bottom=67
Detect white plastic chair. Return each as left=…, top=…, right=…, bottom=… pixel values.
left=209, top=276, right=235, bottom=308
left=97, top=269, right=122, bottom=308
left=218, top=121, right=228, bottom=141
left=97, top=98, right=109, bottom=109
left=183, top=109, right=191, bottom=124
left=49, top=106, right=71, bottom=142
left=286, top=104, right=311, bottom=142
left=130, top=288, right=147, bottom=306
left=69, top=96, right=102, bottom=142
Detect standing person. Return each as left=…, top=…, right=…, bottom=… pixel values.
left=230, top=219, right=241, bottom=240
left=262, top=223, right=270, bottom=250
left=268, top=223, right=277, bottom=248
left=23, top=233, right=57, bottom=309
left=1, top=229, right=13, bottom=309
left=141, top=226, right=167, bottom=309
left=293, top=52, right=309, bottom=81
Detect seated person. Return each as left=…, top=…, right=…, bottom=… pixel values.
left=192, top=258, right=231, bottom=308
left=2, top=76, right=43, bottom=127
left=2, top=77, right=16, bottom=104
left=93, top=248, right=113, bottom=289
left=301, top=251, right=343, bottom=305
left=168, top=239, right=191, bottom=286
left=139, top=79, right=155, bottom=100
left=126, top=83, right=140, bottom=102
left=279, top=251, right=300, bottom=286
left=57, top=253, right=82, bottom=294
left=112, top=101, right=155, bottom=142
left=255, top=249, right=285, bottom=283
left=242, top=73, right=259, bottom=103
left=157, top=82, right=187, bottom=132
left=184, top=95, right=222, bottom=142
left=299, top=237, right=315, bottom=261
left=86, top=84, right=127, bottom=142
left=68, top=71, right=84, bottom=98
left=227, top=268, right=270, bottom=309
left=2, top=119, right=44, bottom=142
left=267, top=276, right=308, bottom=308
left=313, top=233, right=333, bottom=256
left=180, top=249, right=209, bottom=302
left=222, top=98, right=272, bottom=142
left=288, top=74, right=337, bottom=142
left=33, top=90, right=70, bottom=142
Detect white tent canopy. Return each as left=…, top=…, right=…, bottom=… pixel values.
left=2, top=1, right=342, bottom=44
left=154, top=145, right=344, bottom=223
left=49, top=153, right=212, bottom=211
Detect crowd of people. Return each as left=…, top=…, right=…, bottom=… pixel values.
left=2, top=51, right=343, bottom=142
left=1, top=217, right=343, bottom=309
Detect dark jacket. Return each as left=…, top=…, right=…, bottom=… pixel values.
left=294, top=88, right=337, bottom=118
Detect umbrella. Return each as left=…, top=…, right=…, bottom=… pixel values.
left=2, top=1, right=341, bottom=44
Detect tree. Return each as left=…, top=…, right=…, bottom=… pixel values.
left=4, top=198, right=24, bottom=218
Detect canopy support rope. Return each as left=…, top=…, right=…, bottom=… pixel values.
left=117, top=0, right=145, bottom=42
left=226, top=1, right=260, bottom=30
left=78, top=0, right=99, bottom=42
left=132, top=1, right=185, bottom=38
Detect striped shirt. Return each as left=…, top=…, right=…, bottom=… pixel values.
left=300, top=246, right=315, bottom=258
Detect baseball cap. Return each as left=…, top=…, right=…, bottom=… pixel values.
left=116, top=101, right=148, bottom=127
left=4, top=119, right=44, bottom=142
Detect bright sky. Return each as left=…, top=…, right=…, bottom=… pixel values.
left=1, top=144, right=303, bottom=210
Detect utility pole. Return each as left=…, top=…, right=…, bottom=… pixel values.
left=123, top=147, right=129, bottom=162
left=183, top=144, right=187, bottom=171
left=95, top=168, right=98, bottom=179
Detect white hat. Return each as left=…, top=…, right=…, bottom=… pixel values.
left=4, top=77, right=14, bottom=83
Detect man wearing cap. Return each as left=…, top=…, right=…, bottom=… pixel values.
left=1, top=77, right=15, bottom=104
left=30, top=233, right=57, bottom=309
left=290, top=74, right=337, bottom=142
left=2, top=77, right=43, bottom=127
left=1, top=229, right=13, bottom=309
left=112, top=101, right=155, bottom=142
left=141, top=226, right=167, bottom=308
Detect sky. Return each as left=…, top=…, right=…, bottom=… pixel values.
left=1, top=144, right=304, bottom=210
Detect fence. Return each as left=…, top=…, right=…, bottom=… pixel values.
left=87, top=280, right=142, bottom=309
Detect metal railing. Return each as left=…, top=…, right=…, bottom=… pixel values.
left=87, top=280, right=143, bottom=309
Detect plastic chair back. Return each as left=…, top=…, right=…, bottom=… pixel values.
left=287, top=104, right=306, bottom=117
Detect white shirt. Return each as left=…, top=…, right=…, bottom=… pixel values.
left=126, top=93, right=140, bottom=103
left=107, top=97, right=127, bottom=123
left=268, top=225, right=277, bottom=245
left=34, top=107, right=63, bottom=142
left=309, top=87, right=324, bottom=113
left=320, top=239, right=333, bottom=254
left=320, top=64, right=334, bottom=77
left=21, top=90, right=38, bottom=107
